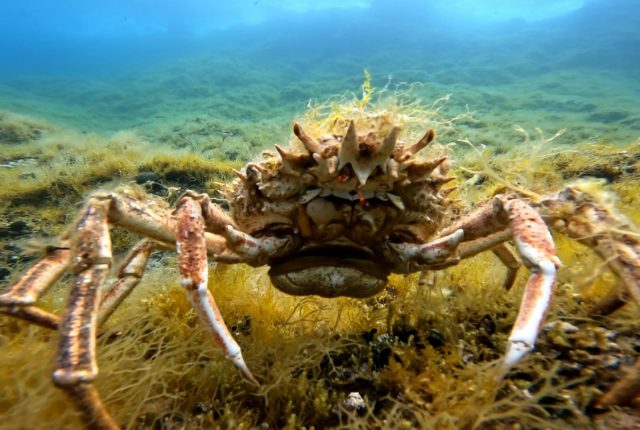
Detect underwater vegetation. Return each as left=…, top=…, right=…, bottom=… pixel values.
left=0, top=79, right=639, bottom=430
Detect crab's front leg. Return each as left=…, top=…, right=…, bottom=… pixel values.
left=495, top=198, right=560, bottom=371
left=174, top=194, right=259, bottom=385
left=430, top=197, right=559, bottom=374
left=174, top=193, right=300, bottom=383
left=221, top=224, right=300, bottom=265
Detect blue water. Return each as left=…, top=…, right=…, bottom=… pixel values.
left=0, top=0, right=638, bottom=140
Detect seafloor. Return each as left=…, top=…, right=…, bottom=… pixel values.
left=1, top=23, right=640, bottom=430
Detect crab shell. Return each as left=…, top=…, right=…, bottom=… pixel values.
left=226, top=118, right=458, bottom=298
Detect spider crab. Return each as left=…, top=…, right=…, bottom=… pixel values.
left=1, top=116, right=639, bottom=429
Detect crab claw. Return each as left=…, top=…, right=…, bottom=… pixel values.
left=224, top=226, right=292, bottom=261
left=229, top=350, right=260, bottom=386
left=389, top=229, right=464, bottom=265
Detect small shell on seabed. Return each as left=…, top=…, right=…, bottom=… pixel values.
left=343, top=391, right=367, bottom=415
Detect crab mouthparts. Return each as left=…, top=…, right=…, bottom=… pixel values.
left=268, top=245, right=390, bottom=298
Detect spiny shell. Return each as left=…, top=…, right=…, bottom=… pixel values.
left=228, top=118, right=457, bottom=244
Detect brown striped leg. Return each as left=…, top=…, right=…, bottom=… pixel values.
left=175, top=195, right=259, bottom=385
left=97, top=240, right=154, bottom=326
left=64, top=384, right=118, bottom=430
left=0, top=249, right=71, bottom=329
left=51, top=197, right=119, bottom=430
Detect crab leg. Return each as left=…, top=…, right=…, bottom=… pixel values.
left=0, top=189, right=256, bottom=428
left=500, top=199, right=559, bottom=371
left=224, top=225, right=284, bottom=256
left=175, top=196, right=258, bottom=385
left=538, top=190, right=640, bottom=405
left=180, top=190, right=239, bottom=233
left=538, top=187, right=640, bottom=308
left=0, top=305, right=61, bottom=330
left=222, top=225, right=297, bottom=265
left=590, top=239, right=640, bottom=309
left=55, top=266, right=115, bottom=430
left=491, top=244, right=521, bottom=291
left=0, top=248, right=71, bottom=305
left=108, top=190, right=231, bottom=257
left=0, top=190, right=230, bottom=332
left=389, top=229, right=464, bottom=265
left=437, top=197, right=560, bottom=373
left=416, top=241, right=520, bottom=291
left=456, top=231, right=522, bottom=291
left=97, top=240, right=154, bottom=326
left=0, top=249, right=70, bottom=329
left=52, top=196, right=118, bottom=430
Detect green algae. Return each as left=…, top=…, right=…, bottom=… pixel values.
left=0, top=80, right=639, bottom=429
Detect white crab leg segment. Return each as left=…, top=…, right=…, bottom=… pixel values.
left=501, top=199, right=560, bottom=372
left=390, top=228, right=464, bottom=264
left=176, top=196, right=258, bottom=385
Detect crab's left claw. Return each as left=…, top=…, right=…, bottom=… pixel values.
left=387, top=229, right=464, bottom=267
left=223, top=225, right=298, bottom=265
left=432, top=196, right=561, bottom=379
left=176, top=196, right=259, bottom=386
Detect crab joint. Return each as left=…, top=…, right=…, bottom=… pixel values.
left=389, top=229, right=464, bottom=264
left=224, top=225, right=291, bottom=259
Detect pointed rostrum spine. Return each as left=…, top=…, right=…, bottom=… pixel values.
left=337, top=120, right=358, bottom=172
left=291, top=121, right=445, bottom=190
left=337, top=120, right=400, bottom=186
